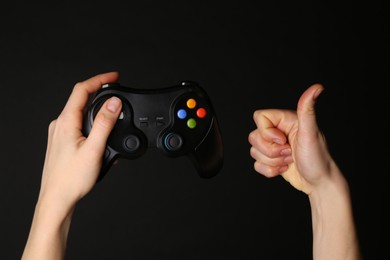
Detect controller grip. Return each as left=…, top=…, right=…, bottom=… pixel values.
left=188, top=118, right=223, bottom=178
left=97, top=146, right=119, bottom=182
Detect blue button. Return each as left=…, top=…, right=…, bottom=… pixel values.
left=177, top=109, right=187, bottom=119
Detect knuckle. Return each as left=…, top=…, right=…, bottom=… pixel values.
left=254, top=161, right=277, bottom=178
left=248, top=131, right=257, bottom=145
left=269, top=145, right=281, bottom=158
left=53, top=114, right=74, bottom=135
left=264, top=147, right=274, bottom=158
left=48, top=119, right=57, bottom=130
left=72, top=82, right=88, bottom=96
left=48, top=119, right=57, bottom=136
left=73, top=81, right=84, bottom=91
left=249, top=147, right=257, bottom=159
left=253, top=110, right=261, bottom=120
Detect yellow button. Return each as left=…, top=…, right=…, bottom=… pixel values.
left=186, top=98, right=197, bottom=109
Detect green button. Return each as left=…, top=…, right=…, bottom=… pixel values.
left=187, top=118, right=197, bottom=128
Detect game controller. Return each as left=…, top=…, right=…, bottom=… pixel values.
left=82, top=81, right=224, bottom=182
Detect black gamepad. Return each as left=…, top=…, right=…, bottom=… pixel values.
left=83, top=81, right=224, bottom=182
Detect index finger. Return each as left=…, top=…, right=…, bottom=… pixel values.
left=61, top=71, right=119, bottom=117
left=253, top=109, right=294, bottom=144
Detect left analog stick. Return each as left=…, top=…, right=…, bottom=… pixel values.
left=124, top=135, right=140, bottom=152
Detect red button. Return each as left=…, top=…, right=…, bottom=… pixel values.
left=196, top=108, right=207, bottom=118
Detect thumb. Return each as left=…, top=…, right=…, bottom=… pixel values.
left=85, top=96, right=122, bottom=152
left=297, top=84, right=324, bottom=134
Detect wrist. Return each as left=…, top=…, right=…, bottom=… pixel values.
left=308, top=162, right=352, bottom=232
left=28, top=192, right=76, bottom=244
left=22, top=198, right=75, bottom=260
left=34, top=194, right=76, bottom=228
left=308, top=164, right=360, bottom=260
left=308, top=162, right=350, bottom=208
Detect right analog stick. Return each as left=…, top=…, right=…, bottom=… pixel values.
left=164, top=133, right=183, bottom=151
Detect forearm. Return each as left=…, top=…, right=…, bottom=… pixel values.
left=22, top=198, right=75, bottom=260
left=309, top=165, right=361, bottom=260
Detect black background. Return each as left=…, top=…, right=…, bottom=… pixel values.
left=0, top=1, right=387, bottom=259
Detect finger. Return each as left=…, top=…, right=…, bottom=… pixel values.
left=297, top=83, right=324, bottom=134
left=84, top=96, right=122, bottom=154
left=60, top=72, right=120, bottom=127
left=248, top=129, right=291, bottom=158
left=254, top=161, right=288, bottom=178
left=250, top=146, right=293, bottom=167
left=253, top=110, right=289, bottom=145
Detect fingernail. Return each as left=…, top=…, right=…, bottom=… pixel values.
left=283, top=156, right=293, bottom=164
left=313, top=86, right=324, bottom=100
left=107, top=97, right=121, bottom=112
left=278, top=165, right=289, bottom=173
left=273, top=138, right=283, bottom=145
left=280, top=148, right=291, bottom=156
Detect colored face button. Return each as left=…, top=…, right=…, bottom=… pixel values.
left=196, top=108, right=207, bottom=118
left=177, top=109, right=187, bottom=119
left=186, top=98, right=197, bottom=109
left=187, top=118, right=197, bottom=128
